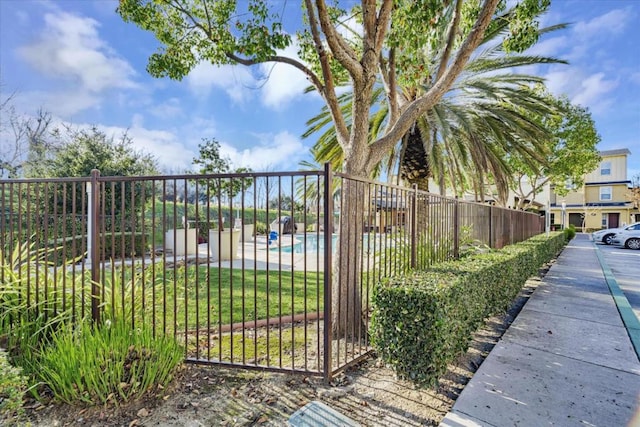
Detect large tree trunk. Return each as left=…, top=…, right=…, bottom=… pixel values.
left=331, top=177, right=366, bottom=342
left=330, top=155, right=368, bottom=342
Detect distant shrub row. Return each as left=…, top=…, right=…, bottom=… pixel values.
left=371, top=231, right=567, bottom=387
left=48, top=231, right=147, bottom=263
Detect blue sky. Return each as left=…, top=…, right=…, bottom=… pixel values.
left=1, top=0, right=638, bottom=180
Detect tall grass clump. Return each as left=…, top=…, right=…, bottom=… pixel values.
left=36, top=319, right=182, bottom=404
left=0, top=240, right=89, bottom=371
left=1, top=239, right=183, bottom=407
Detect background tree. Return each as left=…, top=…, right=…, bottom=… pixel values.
left=268, top=195, right=305, bottom=213
left=192, top=138, right=253, bottom=229
left=507, top=93, right=601, bottom=210
left=24, top=126, right=159, bottom=235
left=0, top=92, right=55, bottom=178
left=26, top=126, right=158, bottom=179
left=119, top=0, right=552, bottom=338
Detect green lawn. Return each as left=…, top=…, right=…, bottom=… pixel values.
left=103, top=265, right=324, bottom=335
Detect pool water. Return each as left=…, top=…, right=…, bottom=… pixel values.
left=270, top=234, right=373, bottom=254
left=270, top=234, right=337, bottom=254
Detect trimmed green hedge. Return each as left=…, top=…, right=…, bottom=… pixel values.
left=564, top=224, right=576, bottom=241
left=48, top=232, right=148, bottom=263
left=371, top=232, right=566, bottom=387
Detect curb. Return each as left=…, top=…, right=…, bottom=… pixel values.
left=593, top=242, right=640, bottom=361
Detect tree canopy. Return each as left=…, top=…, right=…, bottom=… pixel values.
left=118, top=0, right=551, bottom=178
left=0, top=90, right=54, bottom=178
left=301, top=10, right=567, bottom=198
left=24, top=127, right=158, bottom=178
left=507, top=92, right=601, bottom=209
left=192, top=138, right=253, bottom=211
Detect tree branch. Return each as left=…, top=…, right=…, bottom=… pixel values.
left=379, top=48, right=401, bottom=135
left=314, top=0, right=362, bottom=79
left=374, top=0, right=394, bottom=54
left=366, top=0, right=501, bottom=172
left=225, top=52, right=324, bottom=92
left=436, top=0, right=463, bottom=81
left=303, top=0, right=350, bottom=146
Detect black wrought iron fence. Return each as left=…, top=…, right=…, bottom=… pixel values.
left=1, top=166, right=544, bottom=380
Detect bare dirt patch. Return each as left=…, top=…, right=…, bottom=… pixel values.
left=22, top=266, right=548, bottom=427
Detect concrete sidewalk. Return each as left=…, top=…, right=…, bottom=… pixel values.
left=440, top=233, right=640, bottom=427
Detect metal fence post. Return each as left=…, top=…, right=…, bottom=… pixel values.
left=411, top=184, right=418, bottom=269
left=323, top=162, right=333, bottom=382
left=453, top=198, right=459, bottom=259
left=488, top=205, right=494, bottom=248
left=90, top=169, right=101, bottom=324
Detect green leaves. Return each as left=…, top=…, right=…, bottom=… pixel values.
left=503, top=0, right=551, bottom=53
left=118, top=0, right=292, bottom=80
left=24, top=127, right=158, bottom=179
left=191, top=138, right=254, bottom=214
left=0, top=349, right=28, bottom=423
left=507, top=89, right=601, bottom=205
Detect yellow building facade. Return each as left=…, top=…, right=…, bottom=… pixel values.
left=549, top=149, right=637, bottom=231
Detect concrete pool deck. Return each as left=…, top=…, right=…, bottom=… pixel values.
left=86, top=232, right=393, bottom=273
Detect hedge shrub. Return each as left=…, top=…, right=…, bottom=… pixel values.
left=371, top=232, right=566, bottom=387
left=564, top=224, right=576, bottom=241
left=48, top=232, right=147, bottom=263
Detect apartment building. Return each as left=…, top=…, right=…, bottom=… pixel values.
left=549, top=148, right=636, bottom=231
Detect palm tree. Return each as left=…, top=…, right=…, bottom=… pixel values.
left=302, top=8, right=567, bottom=202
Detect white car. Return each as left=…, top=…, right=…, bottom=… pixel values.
left=611, top=225, right=640, bottom=250
left=592, top=222, right=640, bottom=245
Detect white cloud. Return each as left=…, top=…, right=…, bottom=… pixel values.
left=98, top=120, right=196, bottom=172
left=186, top=62, right=255, bottom=104
left=571, top=73, right=618, bottom=112
left=544, top=70, right=618, bottom=113
left=219, top=131, right=306, bottom=171
left=260, top=44, right=312, bottom=109
left=186, top=42, right=314, bottom=109
left=92, top=124, right=304, bottom=173
left=567, top=8, right=633, bottom=61
left=533, top=8, right=634, bottom=62
left=148, top=98, right=183, bottom=119
left=18, top=11, right=136, bottom=93
left=188, top=117, right=218, bottom=139
left=573, top=8, right=631, bottom=38
left=527, top=35, right=568, bottom=57
left=16, top=89, right=100, bottom=117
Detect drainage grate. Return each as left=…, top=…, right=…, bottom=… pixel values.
left=289, top=400, right=360, bottom=427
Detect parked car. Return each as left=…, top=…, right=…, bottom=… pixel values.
left=611, top=225, right=640, bottom=250
left=592, top=222, right=640, bottom=245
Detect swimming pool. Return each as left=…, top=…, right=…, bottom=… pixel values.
left=270, top=234, right=373, bottom=254
left=270, top=234, right=337, bottom=254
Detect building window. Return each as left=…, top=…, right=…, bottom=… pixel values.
left=599, top=186, right=612, bottom=201
left=602, top=213, right=608, bottom=228
left=600, top=161, right=611, bottom=176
